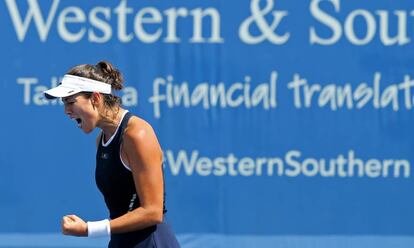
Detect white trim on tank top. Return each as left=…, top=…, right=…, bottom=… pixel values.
left=100, top=110, right=132, bottom=171
left=101, top=110, right=129, bottom=147
left=120, top=151, right=131, bottom=171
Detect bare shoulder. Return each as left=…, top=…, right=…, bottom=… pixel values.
left=121, top=116, right=162, bottom=166
left=123, top=116, right=159, bottom=146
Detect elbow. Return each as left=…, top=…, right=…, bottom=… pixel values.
left=153, top=211, right=163, bottom=225
left=153, top=218, right=163, bottom=225
left=148, top=207, right=163, bottom=225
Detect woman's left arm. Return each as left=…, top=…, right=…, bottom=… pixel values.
left=109, top=119, right=165, bottom=234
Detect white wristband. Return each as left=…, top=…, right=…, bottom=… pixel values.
left=87, top=219, right=111, bottom=238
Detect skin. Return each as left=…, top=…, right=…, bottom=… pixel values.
left=61, top=92, right=164, bottom=237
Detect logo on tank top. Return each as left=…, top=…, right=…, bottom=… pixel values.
left=128, top=193, right=137, bottom=211
left=101, top=153, right=109, bottom=159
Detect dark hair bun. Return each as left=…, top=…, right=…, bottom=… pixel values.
left=96, top=61, right=124, bottom=90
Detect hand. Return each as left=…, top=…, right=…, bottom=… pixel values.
left=61, top=214, right=88, bottom=237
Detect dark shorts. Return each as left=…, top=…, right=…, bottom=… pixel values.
left=108, top=222, right=180, bottom=248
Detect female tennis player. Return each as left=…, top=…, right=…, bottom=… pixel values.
left=44, top=61, right=180, bottom=248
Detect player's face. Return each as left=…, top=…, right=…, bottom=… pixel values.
left=62, top=94, right=97, bottom=133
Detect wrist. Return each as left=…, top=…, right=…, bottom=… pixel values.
left=87, top=219, right=111, bottom=238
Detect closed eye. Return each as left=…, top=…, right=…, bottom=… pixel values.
left=63, top=101, right=74, bottom=107
left=62, top=98, right=75, bottom=104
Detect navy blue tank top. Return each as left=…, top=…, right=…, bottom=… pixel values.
left=95, top=111, right=166, bottom=220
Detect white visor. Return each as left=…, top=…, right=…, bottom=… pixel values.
left=44, top=74, right=111, bottom=99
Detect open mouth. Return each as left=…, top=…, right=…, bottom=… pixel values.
left=75, top=118, right=82, bottom=128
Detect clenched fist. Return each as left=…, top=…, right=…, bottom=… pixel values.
left=61, top=215, right=88, bottom=237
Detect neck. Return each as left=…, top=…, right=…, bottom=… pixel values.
left=98, top=107, right=125, bottom=139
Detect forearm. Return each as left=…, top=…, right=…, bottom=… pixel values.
left=109, top=206, right=163, bottom=234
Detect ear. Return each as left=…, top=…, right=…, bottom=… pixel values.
left=91, top=92, right=102, bottom=105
